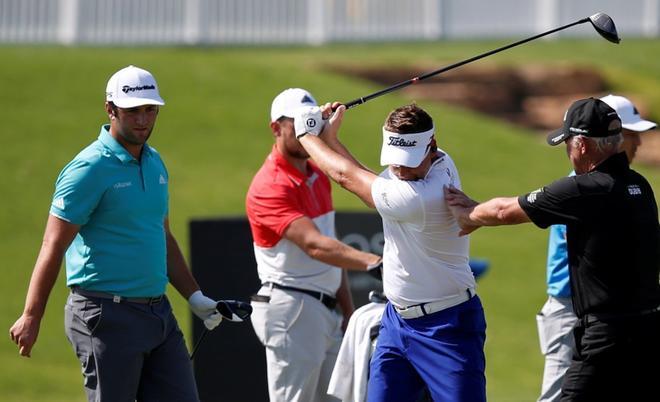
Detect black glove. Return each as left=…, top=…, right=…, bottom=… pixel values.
left=366, top=259, right=383, bottom=281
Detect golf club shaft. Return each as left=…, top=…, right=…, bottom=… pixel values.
left=344, top=17, right=589, bottom=109
left=190, top=329, right=208, bottom=360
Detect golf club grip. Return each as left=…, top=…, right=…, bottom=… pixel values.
left=344, top=17, right=590, bottom=110
left=344, top=99, right=363, bottom=109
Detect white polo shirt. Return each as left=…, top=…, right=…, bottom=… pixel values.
left=371, top=150, right=475, bottom=308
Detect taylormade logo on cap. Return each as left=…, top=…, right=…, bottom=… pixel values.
left=106, top=65, right=165, bottom=108
left=122, top=84, right=156, bottom=94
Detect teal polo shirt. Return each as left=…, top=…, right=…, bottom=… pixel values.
left=50, top=125, right=169, bottom=297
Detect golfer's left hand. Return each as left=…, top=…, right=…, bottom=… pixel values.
left=444, top=185, right=480, bottom=236
left=188, top=291, right=222, bottom=330
left=294, top=106, right=325, bottom=138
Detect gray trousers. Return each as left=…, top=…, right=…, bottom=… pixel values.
left=250, top=286, right=343, bottom=402
left=536, top=296, right=577, bottom=402
left=64, top=292, right=199, bottom=402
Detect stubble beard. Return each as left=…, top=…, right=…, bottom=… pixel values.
left=119, top=126, right=153, bottom=145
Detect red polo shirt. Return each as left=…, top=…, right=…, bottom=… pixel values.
left=246, top=145, right=341, bottom=294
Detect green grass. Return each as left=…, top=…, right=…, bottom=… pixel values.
left=1, top=40, right=659, bottom=401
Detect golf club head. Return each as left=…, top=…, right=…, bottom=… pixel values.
left=216, top=300, right=253, bottom=322
left=589, top=12, right=620, bottom=44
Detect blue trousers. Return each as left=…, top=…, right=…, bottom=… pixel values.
left=367, top=296, right=486, bottom=402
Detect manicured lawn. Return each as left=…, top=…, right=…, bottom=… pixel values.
left=1, top=39, right=658, bottom=401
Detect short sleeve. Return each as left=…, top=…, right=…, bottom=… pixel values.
left=371, top=176, right=423, bottom=223
left=247, top=184, right=306, bottom=247
left=518, top=176, right=582, bottom=229
left=50, top=159, right=106, bottom=225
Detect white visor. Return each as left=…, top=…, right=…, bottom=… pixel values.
left=380, top=126, right=434, bottom=167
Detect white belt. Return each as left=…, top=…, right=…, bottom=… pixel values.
left=395, top=288, right=476, bottom=319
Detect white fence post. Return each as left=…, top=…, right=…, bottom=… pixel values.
left=422, top=0, right=441, bottom=40
left=184, top=0, right=202, bottom=45
left=57, top=0, right=79, bottom=44
left=642, top=0, right=659, bottom=37
left=307, top=0, right=325, bottom=45
left=536, top=0, right=559, bottom=34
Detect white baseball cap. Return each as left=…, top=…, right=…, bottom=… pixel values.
left=270, top=88, right=317, bottom=122
left=600, top=94, right=656, bottom=132
left=105, top=65, right=165, bottom=108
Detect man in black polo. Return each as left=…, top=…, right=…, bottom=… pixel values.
left=443, top=97, right=660, bottom=401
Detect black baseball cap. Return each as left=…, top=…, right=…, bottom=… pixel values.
left=546, top=98, right=622, bottom=146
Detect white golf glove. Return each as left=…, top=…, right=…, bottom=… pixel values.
left=188, top=290, right=222, bottom=330
left=294, top=106, right=325, bottom=138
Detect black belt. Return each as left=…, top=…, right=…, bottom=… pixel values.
left=260, top=282, right=337, bottom=310
left=584, top=305, right=660, bottom=325
left=71, top=287, right=164, bottom=305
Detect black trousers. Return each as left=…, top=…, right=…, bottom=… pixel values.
left=560, top=311, right=660, bottom=402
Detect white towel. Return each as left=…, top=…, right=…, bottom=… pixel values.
left=328, top=302, right=386, bottom=402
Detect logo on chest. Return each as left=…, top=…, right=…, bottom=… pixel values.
left=113, top=181, right=133, bottom=189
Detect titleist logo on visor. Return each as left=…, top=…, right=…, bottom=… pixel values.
left=122, top=84, right=156, bottom=94
left=387, top=137, right=417, bottom=147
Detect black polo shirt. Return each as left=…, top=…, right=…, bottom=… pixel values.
left=519, top=152, right=660, bottom=318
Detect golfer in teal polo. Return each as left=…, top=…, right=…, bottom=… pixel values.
left=10, top=65, right=222, bottom=402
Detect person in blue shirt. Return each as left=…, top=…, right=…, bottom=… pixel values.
left=9, top=65, right=223, bottom=402
left=536, top=94, right=657, bottom=402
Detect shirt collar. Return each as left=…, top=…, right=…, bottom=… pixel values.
left=593, top=151, right=629, bottom=174
left=268, top=145, right=311, bottom=186
left=98, top=124, right=151, bottom=164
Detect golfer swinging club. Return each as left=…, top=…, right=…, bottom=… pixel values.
left=295, top=102, right=486, bottom=402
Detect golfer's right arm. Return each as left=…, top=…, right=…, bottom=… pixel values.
left=318, top=103, right=374, bottom=173
left=298, top=105, right=377, bottom=208
left=284, top=217, right=381, bottom=270
left=10, top=214, right=79, bottom=357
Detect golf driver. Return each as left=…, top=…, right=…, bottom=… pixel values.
left=190, top=299, right=253, bottom=360
left=344, top=12, right=620, bottom=109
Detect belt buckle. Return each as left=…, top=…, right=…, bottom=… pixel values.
left=113, top=295, right=122, bottom=303
left=397, top=304, right=421, bottom=319
left=149, top=295, right=163, bottom=305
